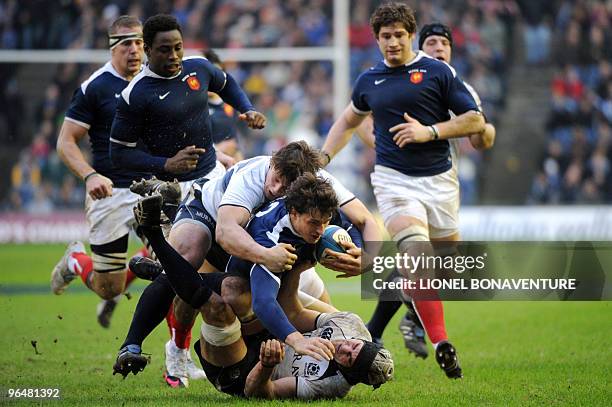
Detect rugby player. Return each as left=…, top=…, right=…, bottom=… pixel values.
left=108, top=14, right=267, bottom=385
left=365, top=22, right=496, bottom=359
left=50, top=15, right=150, bottom=328
left=321, top=2, right=486, bottom=379
left=129, top=175, right=394, bottom=398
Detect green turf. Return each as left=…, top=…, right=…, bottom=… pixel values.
left=0, top=244, right=610, bottom=406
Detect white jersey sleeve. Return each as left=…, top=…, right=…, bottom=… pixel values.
left=317, top=169, right=355, bottom=206
left=296, top=374, right=351, bottom=399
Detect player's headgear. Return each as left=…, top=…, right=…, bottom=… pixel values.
left=337, top=340, right=394, bottom=389
left=109, top=32, right=143, bottom=49
left=418, top=23, right=453, bottom=50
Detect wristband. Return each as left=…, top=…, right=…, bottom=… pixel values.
left=428, top=125, right=440, bottom=140
left=83, top=171, right=99, bottom=182
left=261, top=362, right=276, bottom=369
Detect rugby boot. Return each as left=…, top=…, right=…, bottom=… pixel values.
left=50, top=241, right=86, bottom=295
left=435, top=341, right=463, bottom=379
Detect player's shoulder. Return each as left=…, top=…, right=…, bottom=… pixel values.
left=355, top=60, right=386, bottom=83
left=80, top=61, right=125, bottom=95
left=182, top=55, right=215, bottom=71
left=120, top=67, right=151, bottom=105
left=418, top=51, right=458, bottom=78
left=252, top=199, right=288, bottom=229
left=236, top=155, right=271, bottom=174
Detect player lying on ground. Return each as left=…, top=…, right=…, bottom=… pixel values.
left=129, top=175, right=393, bottom=398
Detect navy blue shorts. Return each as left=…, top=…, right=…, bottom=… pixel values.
left=173, top=178, right=230, bottom=272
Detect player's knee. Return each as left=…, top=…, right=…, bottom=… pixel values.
left=221, top=277, right=249, bottom=304
left=169, top=225, right=211, bottom=268
left=173, top=297, right=199, bottom=324
left=202, top=293, right=236, bottom=326
left=94, top=273, right=125, bottom=299
left=201, top=316, right=241, bottom=347
left=221, top=277, right=251, bottom=315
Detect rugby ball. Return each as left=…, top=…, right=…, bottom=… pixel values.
left=316, top=225, right=352, bottom=261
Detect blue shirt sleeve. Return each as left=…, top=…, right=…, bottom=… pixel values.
left=250, top=264, right=297, bottom=341
left=65, top=87, right=94, bottom=127
left=440, top=66, right=479, bottom=116
left=350, top=74, right=370, bottom=113
left=217, top=73, right=255, bottom=114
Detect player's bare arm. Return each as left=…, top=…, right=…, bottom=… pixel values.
left=390, top=110, right=485, bottom=147
left=245, top=339, right=297, bottom=399
left=355, top=114, right=376, bottom=149
left=320, top=198, right=382, bottom=278
left=277, top=264, right=323, bottom=332
left=216, top=205, right=297, bottom=273
left=321, top=104, right=367, bottom=166
left=162, top=145, right=206, bottom=174
left=57, top=120, right=113, bottom=200
left=469, top=123, right=496, bottom=150
left=214, top=147, right=236, bottom=169
left=238, top=110, right=267, bottom=129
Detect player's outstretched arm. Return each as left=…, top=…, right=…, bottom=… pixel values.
left=57, top=120, right=113, bottom=200
left=321, top=103, right=367, bottom=166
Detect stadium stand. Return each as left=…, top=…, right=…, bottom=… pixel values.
left=527, top=0, right=612, bottom=204
left=4, top=0, right=609, bottom=211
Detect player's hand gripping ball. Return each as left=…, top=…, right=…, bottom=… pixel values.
left=315, top=225, right=352, bottom=261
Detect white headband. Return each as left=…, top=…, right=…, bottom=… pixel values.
left=109, top=32, right=143, bottom=49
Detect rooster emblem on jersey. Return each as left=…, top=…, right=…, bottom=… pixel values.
left=187, top=76, right=201, bottom=91
left=410, top=72, right=423, bottom=84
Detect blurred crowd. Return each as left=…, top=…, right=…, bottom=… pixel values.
left=528, top=0, right=612, bottom=204
left=2, top=0, right=521, bottom=211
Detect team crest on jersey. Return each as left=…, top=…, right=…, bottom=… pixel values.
left=187, top=76, right=200, bottom=91
left=223, top=104, right=234, bottom=117
left=410, top=71, right=423, bottom=84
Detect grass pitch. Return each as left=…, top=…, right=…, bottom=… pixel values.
left=0, top=244, right=610, bottom=406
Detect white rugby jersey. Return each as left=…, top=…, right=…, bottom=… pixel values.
left=198, top=156, right=355, bottom=221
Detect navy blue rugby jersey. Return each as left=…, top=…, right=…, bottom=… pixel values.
left=209, top=99, right=239, bottom=144
left=64, top=61, right=150, bottom=188
left=110, top=56, right=227, bottom=182
left=227, top=199, right=316, bottom=278
left=226, top=199, right=359, bottom=278
left=351, top=51, right=479, bottom=177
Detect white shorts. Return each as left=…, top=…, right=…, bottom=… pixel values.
left=85, top=188, right=140, bottom=245
left=370, top=165, right=460, bottom=239
left=177, top=160, right=227, bottom=198
left=86, top=161, right=226, bottom=246
left=298, top=268, right=326, bottom=299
